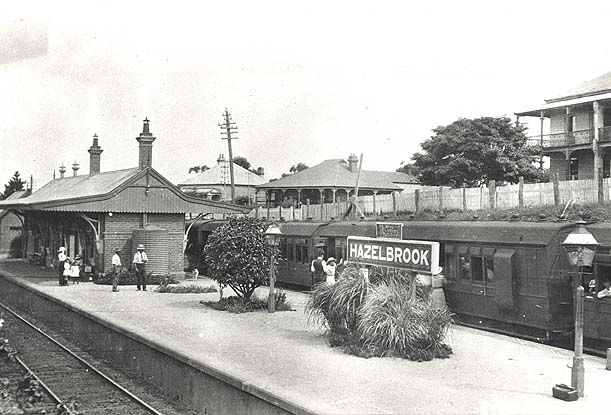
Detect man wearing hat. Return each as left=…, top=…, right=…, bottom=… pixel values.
left=111, top=248, right=122, bottom=292
left=57, top=247, right=67, bottom=286
left=133, top=244, right=148, bottom=291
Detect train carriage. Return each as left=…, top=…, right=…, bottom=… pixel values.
left=400, top=221, right=575, bottom=341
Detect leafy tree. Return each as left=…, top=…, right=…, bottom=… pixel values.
left=233, top=195, right=251, bottom=206
left=289, top=163, right=309, bottom=173
left=204, top=217, right=277, bottom=301
left=233, top=156, right=251, bottom=170
left=396, top=162, right=418, bottom=177
left=2, top=171, right=26, bottom=200
left=188, top=165, right=209, bottom=174
left=410, top=117, right=542, bottom=187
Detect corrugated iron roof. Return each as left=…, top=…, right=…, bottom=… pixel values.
left=546, top=70, right=611, bottom=103
left=0, top=167, right=250, bottom=214
left=179, top=163, right=266, bottom=187
left=0, top=168, right=140, bottom=207
left=256, top=159, right=417, bottom=190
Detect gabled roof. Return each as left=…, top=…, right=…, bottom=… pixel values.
left=5, top=168, right=140, bottom=207
left=256, top=159, right=418, bottom=190
left=0, top=167, right=251, bottom=214
left=0, top=190, right=28, bottom=219
left=179, top=163, right=266, bottom=187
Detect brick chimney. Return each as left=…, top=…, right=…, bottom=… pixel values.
left=136, top=118, right=156, bottom=169
left=72, top=161, right=80, bottom=176
left=217, top=154, right=226, bottom=165
left=88, top=134, right=103, bottom=175
left=348, top=153, right=359, bottom=172
left=59, top=163, right=66, bottom=179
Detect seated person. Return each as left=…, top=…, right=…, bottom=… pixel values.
left=597, top=280, right=611, bottom=299
left=588, top=278, right=597, bottom=294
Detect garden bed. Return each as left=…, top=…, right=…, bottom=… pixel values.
left=201, top=291, right=293, bottom=314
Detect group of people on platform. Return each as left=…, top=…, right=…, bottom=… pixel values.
left=310, top=250, right=344, bottom=285
left=57, top=244, right=149, bottom=292
left=56, top=247, right=82, bottom=286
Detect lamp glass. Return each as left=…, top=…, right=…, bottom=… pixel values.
left=265, top=223, right=282, bottom=247
left=562, top=221, right=599, bottom=267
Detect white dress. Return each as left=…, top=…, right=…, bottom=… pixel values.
left=324, top=263, right=338, bottom=285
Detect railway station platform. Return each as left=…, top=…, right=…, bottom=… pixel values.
left=0, top=259, right=609, bottom=415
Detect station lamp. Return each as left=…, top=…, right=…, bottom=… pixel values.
left=265, top=223, right=282, bottom=313
left=562, top=220, right=599, bottom=398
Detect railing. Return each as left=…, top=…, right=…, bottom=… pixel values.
left=527, top=129, right=594, bottom=149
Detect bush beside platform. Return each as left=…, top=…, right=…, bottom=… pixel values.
left=307, top=266, right=453, bottom=361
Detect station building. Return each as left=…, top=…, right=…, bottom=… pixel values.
left=0, top=190, right=28, bottom=258
left=516, top=70, right=611, bottom=182
left=255, top=154, right=419, bottom=207
left=0, top=119, right=250, bottom=277
left=178, top=154, right=266, bottom=203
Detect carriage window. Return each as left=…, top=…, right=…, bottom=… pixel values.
left=302, top=246, right=309, bottom=263
left=445, top=253, right=455, bottom=280
left=460, top=255, right=471, bottom=280
left=485, top=258, right=494, bottom=283
left=287, top=244, right=294, bottom=262
left=471, top=256, right=485, bottom=282
left=295, top=244, right=302, bottom=262
left=280, top=241, right=288, bottom=261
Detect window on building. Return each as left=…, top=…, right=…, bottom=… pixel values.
left=459, top=255, right=471, bottom=280
left=569, top=157, right=578, bottom=180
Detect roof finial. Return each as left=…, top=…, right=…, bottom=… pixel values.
left=143, top=117, right=150, bottom=134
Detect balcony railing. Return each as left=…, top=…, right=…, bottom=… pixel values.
left=527, top=129, right=594, bottom=149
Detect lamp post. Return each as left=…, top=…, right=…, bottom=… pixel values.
left=562, top=220, right=599, bottom=397
left=265, top=222, right=282, bottom=313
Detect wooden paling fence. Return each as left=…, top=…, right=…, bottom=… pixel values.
left=253, top=175, right=611, bottom=221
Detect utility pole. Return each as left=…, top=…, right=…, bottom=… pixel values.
left=219, top=109, right=238, bottom=202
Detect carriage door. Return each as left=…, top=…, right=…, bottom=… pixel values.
left=586, top=261, right=611, bottom=341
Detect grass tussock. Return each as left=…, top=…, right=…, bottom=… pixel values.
left=202, top=290, right=293, bottom=313
left=307, top=265, right=453, bottom=361
left=154, top=283, right=218, bottom=294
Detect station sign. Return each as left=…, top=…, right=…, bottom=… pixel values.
left=376, top=222, right=403, bottom=240
left=347, top=236, right=440, bottom=274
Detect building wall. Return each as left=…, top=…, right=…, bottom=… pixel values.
left=550, top=109, right=592, bottom=133
left=576, top=150, right=595, bottom=180
left=0, top=212, right=22, bottom=258
left=549, top=153, right=569, bottom=180
left=102, top=212, right=184, bottom=277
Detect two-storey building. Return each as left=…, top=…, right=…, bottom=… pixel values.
left=516, top=71, right=611, bottom=181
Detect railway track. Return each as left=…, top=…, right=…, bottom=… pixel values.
left=0, top=301, right=166, bottom=415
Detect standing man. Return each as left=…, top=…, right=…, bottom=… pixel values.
left=57, top=247, right=67, bottom=286
left=310, top=249, right=326, bottom=285
left=133, top=244, right=148, bottom=291
left=111, top=248, right=122, bottom=292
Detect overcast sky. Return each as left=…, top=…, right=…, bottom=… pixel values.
left=3, top=0, right=611, bottom=190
